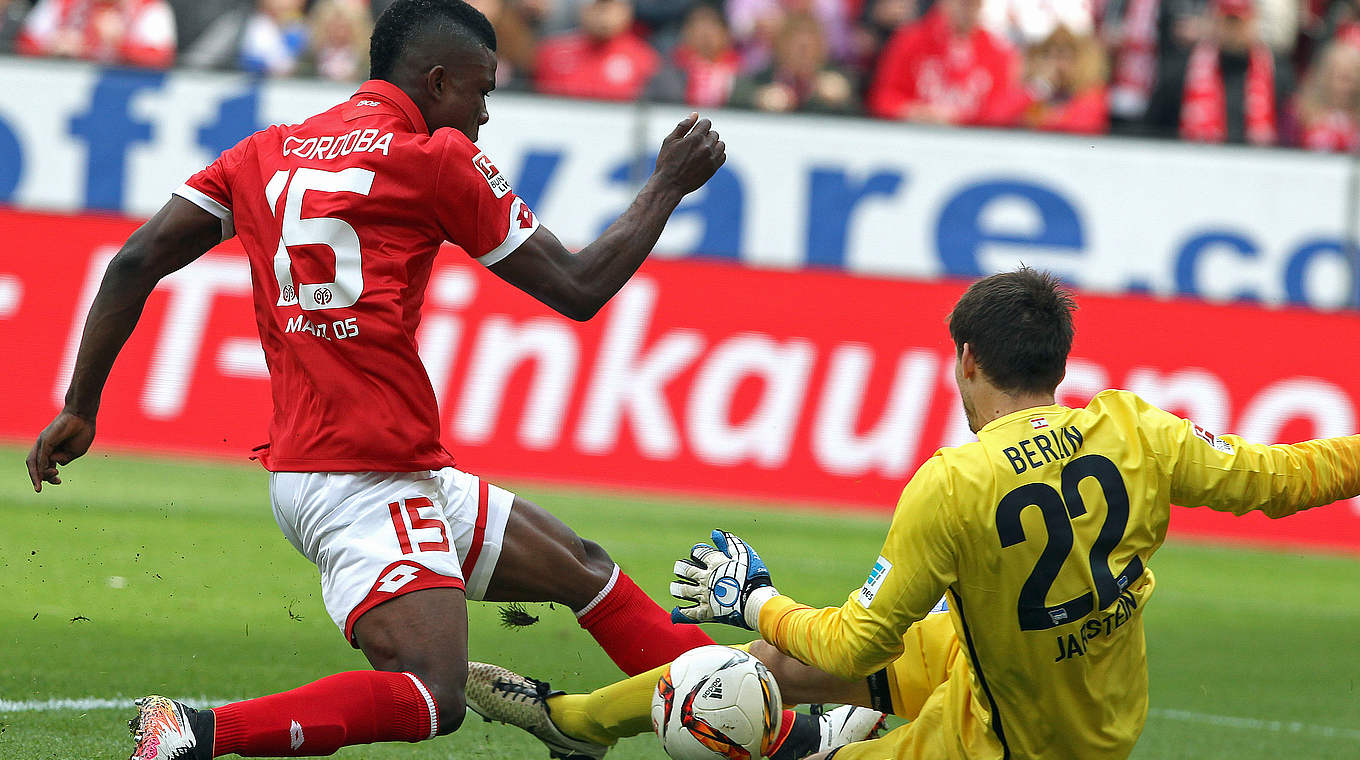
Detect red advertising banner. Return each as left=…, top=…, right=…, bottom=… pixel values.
left=3, top=207, right=1358, bottom=552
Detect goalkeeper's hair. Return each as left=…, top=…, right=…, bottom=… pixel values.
left=948, top=266, right=1075, bottom=395
left=370, top=0, right=497, bottom=82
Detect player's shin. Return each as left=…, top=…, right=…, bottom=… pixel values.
left=210, top=671, right=438, bottom=757
left=576, top=566, right=716, bottom=675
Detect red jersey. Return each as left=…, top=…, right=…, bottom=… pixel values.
left=867, top=7, right=1021, bottom=126
left=175, top=80, right=539, bottom=472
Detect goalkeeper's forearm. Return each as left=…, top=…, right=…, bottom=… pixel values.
left=753, top=595, right=902, bottom=682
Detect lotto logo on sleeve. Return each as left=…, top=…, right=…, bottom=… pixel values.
left=472, top=151, right=512, bottom=198
left=857, top=556, right=893, bottom=609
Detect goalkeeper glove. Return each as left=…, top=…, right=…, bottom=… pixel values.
left=670, top=529, right=780, bottom=630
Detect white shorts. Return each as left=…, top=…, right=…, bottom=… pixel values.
left=270, top=467, right=515, bottom=646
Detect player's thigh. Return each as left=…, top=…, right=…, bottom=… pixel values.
left=270, top=470, right=469, bottom=644
left=747, top=640, right=872, bottom=707
left=884, top=611, right=960, bottom=720
left=353, top=586, right=469, bottom=734
left=479, top=492, right=615, bottom=609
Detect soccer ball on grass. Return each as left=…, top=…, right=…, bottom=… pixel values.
left=650, top=645, right=783, bottom=760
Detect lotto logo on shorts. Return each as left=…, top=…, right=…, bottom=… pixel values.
left=858, top=556, right=892, bottom=609
left=377, top=564, right=422, bottom=593
left=472, top=152, right=512, bottom=198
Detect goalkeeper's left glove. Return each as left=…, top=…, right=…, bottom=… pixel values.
left=670, top=529, right=780, bottom=630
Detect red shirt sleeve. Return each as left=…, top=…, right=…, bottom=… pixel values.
left=174, top=132, right=255, bottom=241
left=433, top=131, right=540, bottom=266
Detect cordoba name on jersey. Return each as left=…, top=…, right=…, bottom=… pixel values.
left=283, top=129, right=394, bottom=160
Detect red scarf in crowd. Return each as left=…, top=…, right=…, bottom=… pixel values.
left=1298, top=109, right=1360, bottom=152
left=673, top=45, right=740, bottom=108
left=1180, top=41, right=1277, bottom=145
left=1109, top=0, right=1160, bottom=117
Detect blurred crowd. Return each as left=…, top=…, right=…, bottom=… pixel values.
left=5, top=0, right=1360, bottom=150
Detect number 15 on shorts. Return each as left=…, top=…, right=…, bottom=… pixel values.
left=387, top=497, right=450, bottom=554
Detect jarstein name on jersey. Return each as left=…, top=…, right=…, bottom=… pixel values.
left=1002, top=425, right=1084, bottom=475
left=283, top=129, right=394, bottom=160
left=1053, top=590, right=1139, bottom=662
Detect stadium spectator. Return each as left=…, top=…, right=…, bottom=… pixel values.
left=730, top=11, right=860, bottom=113
left=238, top=0, right=309, bottom=76
left=16, top=0, right=176, bottom=68
left=646, top=2, right=741, bottom=107
left=534, top=0, right=660, bottom=101
left=299, top=0, right=372, bottom=82
left=0, top=0, right=30, bottom=53
left=633, top=0, right=701, bottom=51
left=467, top=0, right=540, bottom=88
left=726, top=0, right=854, bottom=72
left=1015, top=23, right=1109, bottom=132
left=1288, top=38, right=1360, bottom=149
left=1102, top=0, right=1171, bottom=126
left=1145, top=0, right=1294, bottom=144
left=866, top=0, right=1024, bottom=126
left=849, top=0, right=917, bottom=74
left=981, top=0, right=1095, bottom=47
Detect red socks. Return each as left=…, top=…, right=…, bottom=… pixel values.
left=211, top=671, right=437, bottom=757
left=576, top=566, right=717, bottom=675
left=575, top=567, right=799, bottom=758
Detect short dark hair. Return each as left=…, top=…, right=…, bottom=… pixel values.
left=948, top=267, right=1076, bottom=395
left=370, top=0, right=497, bottom=81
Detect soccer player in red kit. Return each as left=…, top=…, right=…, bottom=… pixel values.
left=26, top=1, right=734, bottom=757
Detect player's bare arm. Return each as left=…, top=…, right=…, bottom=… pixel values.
left=488, top=113, right=726, bottom=321
left=26, top=197, right=222, bottom=491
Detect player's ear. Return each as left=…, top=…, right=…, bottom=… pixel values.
left=423, top=65, right=448, bottom=100
left=960, top=343, right=978, bottom=379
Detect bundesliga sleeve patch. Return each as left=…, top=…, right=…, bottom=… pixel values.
left=1192, top=423, right=1235, bottom=454
left=472, top=151, right=512, bottom=198
left=857, top=556, right=892, bottom=609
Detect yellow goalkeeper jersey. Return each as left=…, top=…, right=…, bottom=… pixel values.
left=759, top=389, right=1360, bottom=760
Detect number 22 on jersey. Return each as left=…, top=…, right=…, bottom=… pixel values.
left=995, top=454, right=1145, bottom=631
left=266, top=167, right=375, bottom=311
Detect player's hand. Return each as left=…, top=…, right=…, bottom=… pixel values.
left=653, top=113, right=726, bottom=196
left=670, top=529, right=779, bottom=630
left=26, top=411, right=96, bottom=492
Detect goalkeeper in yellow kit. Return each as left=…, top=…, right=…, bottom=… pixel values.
left=467, top=267, right=1360, bottom=760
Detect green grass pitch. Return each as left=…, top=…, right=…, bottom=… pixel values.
left=1, top=448, right=1358, bottom=759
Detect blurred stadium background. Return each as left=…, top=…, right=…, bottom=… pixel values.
left=2, top=0, right=1360, bottom=758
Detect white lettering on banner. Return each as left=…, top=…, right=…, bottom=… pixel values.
left=0, top=273, right=21, bottom=318
left=216, top=339, right=268, bottom=378
left=687, top=334, right=815, bottom=467
left=54, top=251, right=253, bottom=419
left=1239, top=378, right=1356, bottom=443
left=576, top=281, right=705, bottom=459
left=418, top=269, right=478, bottom=410
left=1125, top=367, right=1230, bottom=431
left=456, top=316, right=578, bottom=449
left=141, top=258, right=254, bottom=418
left=812, top=346, right=940, bottom=477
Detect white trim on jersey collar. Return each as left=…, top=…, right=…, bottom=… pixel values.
left=173, top=184, right=235, bottom=241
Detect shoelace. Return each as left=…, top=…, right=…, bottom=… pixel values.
left=492, top=676, right=552, bottom=704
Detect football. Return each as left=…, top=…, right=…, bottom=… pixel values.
left=650, top=645, right=783, bottom=760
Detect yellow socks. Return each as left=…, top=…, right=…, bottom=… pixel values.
left=546, top=662, right=668, bottom=746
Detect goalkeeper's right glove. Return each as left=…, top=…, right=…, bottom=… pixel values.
left=670, top=529, right=780, bottom=630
